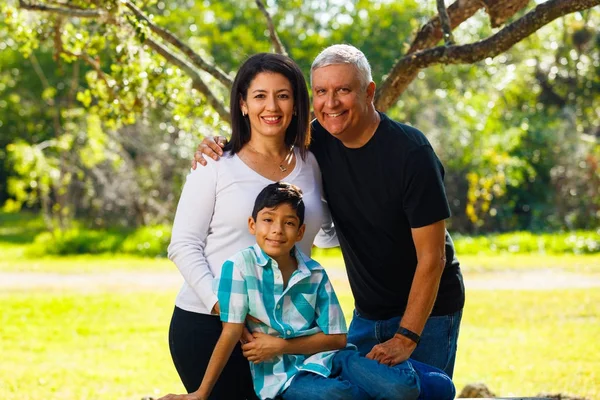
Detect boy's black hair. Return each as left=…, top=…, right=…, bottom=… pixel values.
left=252, top=182, right=305, bottom=225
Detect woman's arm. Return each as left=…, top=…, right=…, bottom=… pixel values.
left=168, top=162, right=219, bottom=312
left=242, top=332, right=346, bottom=364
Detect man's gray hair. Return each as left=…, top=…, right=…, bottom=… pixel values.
left=311, top=44, right=373, bottom=90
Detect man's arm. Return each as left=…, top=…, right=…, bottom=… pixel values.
left=242, top=332, right=346, bottom=363
left=366, top=219, right=446, bottom=366
left=158, top=322, right=245, bottom=400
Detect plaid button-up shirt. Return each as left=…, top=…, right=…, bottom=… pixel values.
left=214, top=243, right=347, bottom=400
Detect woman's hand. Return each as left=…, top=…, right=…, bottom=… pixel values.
left=241, top=332, right=285, bottom=363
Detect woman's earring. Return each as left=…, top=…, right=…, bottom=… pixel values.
left=293, top=109, right=297, bottom=116
left=242, top=110, right=247, bottom=117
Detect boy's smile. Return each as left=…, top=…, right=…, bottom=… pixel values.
left=249, top=203, right=305, bottom=263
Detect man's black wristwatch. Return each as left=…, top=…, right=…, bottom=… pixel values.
left=396, top=326, right=421, bottom=344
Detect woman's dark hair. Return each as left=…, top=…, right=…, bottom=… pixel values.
left=226, top=53, right=311, bottom=160
left=252, top=182, right=305, bottom=226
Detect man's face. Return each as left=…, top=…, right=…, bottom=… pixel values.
left=249, top=203, right=305, bottom=261
left=311, top=64, right=374, bottom=142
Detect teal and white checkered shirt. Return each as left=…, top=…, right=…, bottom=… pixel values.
left=214, top=243, right=348, bottom=400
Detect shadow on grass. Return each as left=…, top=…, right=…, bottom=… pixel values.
left=0, top=211, right=46, bottom=244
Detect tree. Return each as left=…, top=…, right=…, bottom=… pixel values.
left=2, top=0, right=599, bottom=231
left=11, top=0, right=600, bottom=122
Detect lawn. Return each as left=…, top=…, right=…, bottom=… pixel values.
left=1, top=287, right=598, bottom=400
left=1, top=213, right=598, bottom=399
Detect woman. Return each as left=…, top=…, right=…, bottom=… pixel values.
left=165, top=53, right=337, bottom=399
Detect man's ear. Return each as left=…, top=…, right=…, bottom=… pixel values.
left=366, top=81, right=376, bottom=103
left=248, top=217, right=256, bottom=234
left=296, top=224, right=306, bottom=242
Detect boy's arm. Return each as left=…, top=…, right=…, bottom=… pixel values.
left=243, top=269, right=348, bottom=364
left=194, top=322, right=245, bottom=399
left=242, top=331, right=346, bottom=363
left=157, top=322, right=244, bottom=400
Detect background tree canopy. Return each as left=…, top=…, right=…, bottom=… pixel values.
left=0, top=0, right=598, bottom=234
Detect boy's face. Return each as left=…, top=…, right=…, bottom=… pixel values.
left=248, top=203, right=305, bottom=260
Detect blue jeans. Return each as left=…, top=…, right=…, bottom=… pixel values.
left=347, top=309, right=463, bottom=377
left=281, top=348, right=455, bottom=400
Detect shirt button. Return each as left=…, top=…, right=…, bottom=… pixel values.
left=286, top=330, right=292, bottom=335
left=276, top=304, right=281, bottom=309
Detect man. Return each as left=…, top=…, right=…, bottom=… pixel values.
left=195, top=44, right=465, bottom=377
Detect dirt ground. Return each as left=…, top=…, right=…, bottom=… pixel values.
left=2, top=268, right=599, bottom=292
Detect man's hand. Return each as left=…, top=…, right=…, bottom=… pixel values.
left=241, top=332, right=285, bottom=363
left=366, top=334, right=416, bottom=366
left=157, top=393, right=204, bottom=400
left=192, top=136, right=226, bottom=169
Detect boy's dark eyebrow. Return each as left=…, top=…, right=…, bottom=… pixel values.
left=259, top=210, right=299, bottom=220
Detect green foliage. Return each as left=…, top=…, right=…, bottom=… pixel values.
left=30, top=229, right=125, bottom=255
left=120, top=225, right=171, bottom=257
left=27, top=225, right=171, bottom=257
left=454, top=230, right=600, bottom=255
left=1, top=1, right=599, bottom=234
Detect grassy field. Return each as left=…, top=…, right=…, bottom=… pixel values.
left=1, top=287, right=598, bottom=400
left=1, top=213, right=599, bottom=399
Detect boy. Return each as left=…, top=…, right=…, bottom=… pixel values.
left=161, top=182, right=454, bottom=400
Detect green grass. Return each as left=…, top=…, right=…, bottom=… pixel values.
left=454, top=289, right=600, bottom=399
left=1, top=288, right=598, bottom=400
left=1, top=212, right=599, bottom=398
left=459, top=253, right=600, bottom=273
left=0, top=290, right=183, bottom=400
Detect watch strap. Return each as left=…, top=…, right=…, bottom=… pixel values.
left=396, top=326, right=421, bottom=344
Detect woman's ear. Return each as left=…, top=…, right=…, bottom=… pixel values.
left=240, top=97, right=248, bottom=117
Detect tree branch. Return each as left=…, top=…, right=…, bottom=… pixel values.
left=123, top=0, right=233, bottom=88
left=436, top=0, right=454, bottom=45
left=376, top=0, right=487, bottom=110
left=375, top=0, right=599, bottom=111
left=255, top=0, right=288, bottom=56
left=136, top=31, right=230, bottom=122
left=18, top=0, right=230, bottom=123
left=18, top=0, right=106, bottom=18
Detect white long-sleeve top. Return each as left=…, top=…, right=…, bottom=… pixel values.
left=168, top=148, right=338, bottom=315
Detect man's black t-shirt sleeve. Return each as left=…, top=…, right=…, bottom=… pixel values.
left=402, top=145, right=451, bottom=228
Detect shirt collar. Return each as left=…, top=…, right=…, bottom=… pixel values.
left=250, top=243, right=323, bottom=273
left=251, top=243, right=271, bottom=267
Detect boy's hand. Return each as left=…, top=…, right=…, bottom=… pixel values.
left=157, top=393, right=204, bottom=400
left=192, top=136, right=226, bottom=169
left=240, top=314, right=260, bottom=344
left=366, top=334, right=416, bottom=366
left=241, top=332, right=285, bottom=363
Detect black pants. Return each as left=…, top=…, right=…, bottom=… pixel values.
left=169, top=306, right=257, bottom=399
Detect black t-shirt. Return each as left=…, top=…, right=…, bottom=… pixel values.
left=310, top=112, right=465, bottom=319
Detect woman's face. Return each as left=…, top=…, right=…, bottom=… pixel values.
left=240, top=72, right=294, bottom=142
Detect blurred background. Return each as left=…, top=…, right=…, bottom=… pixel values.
left=0, top=1, right=598, bottom=399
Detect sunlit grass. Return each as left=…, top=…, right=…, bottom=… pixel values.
left=1, top=288, right=598, bottom=400
left=0, top=290, right=182, bottom=400
left=454, top=289, right=599, bottom=399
